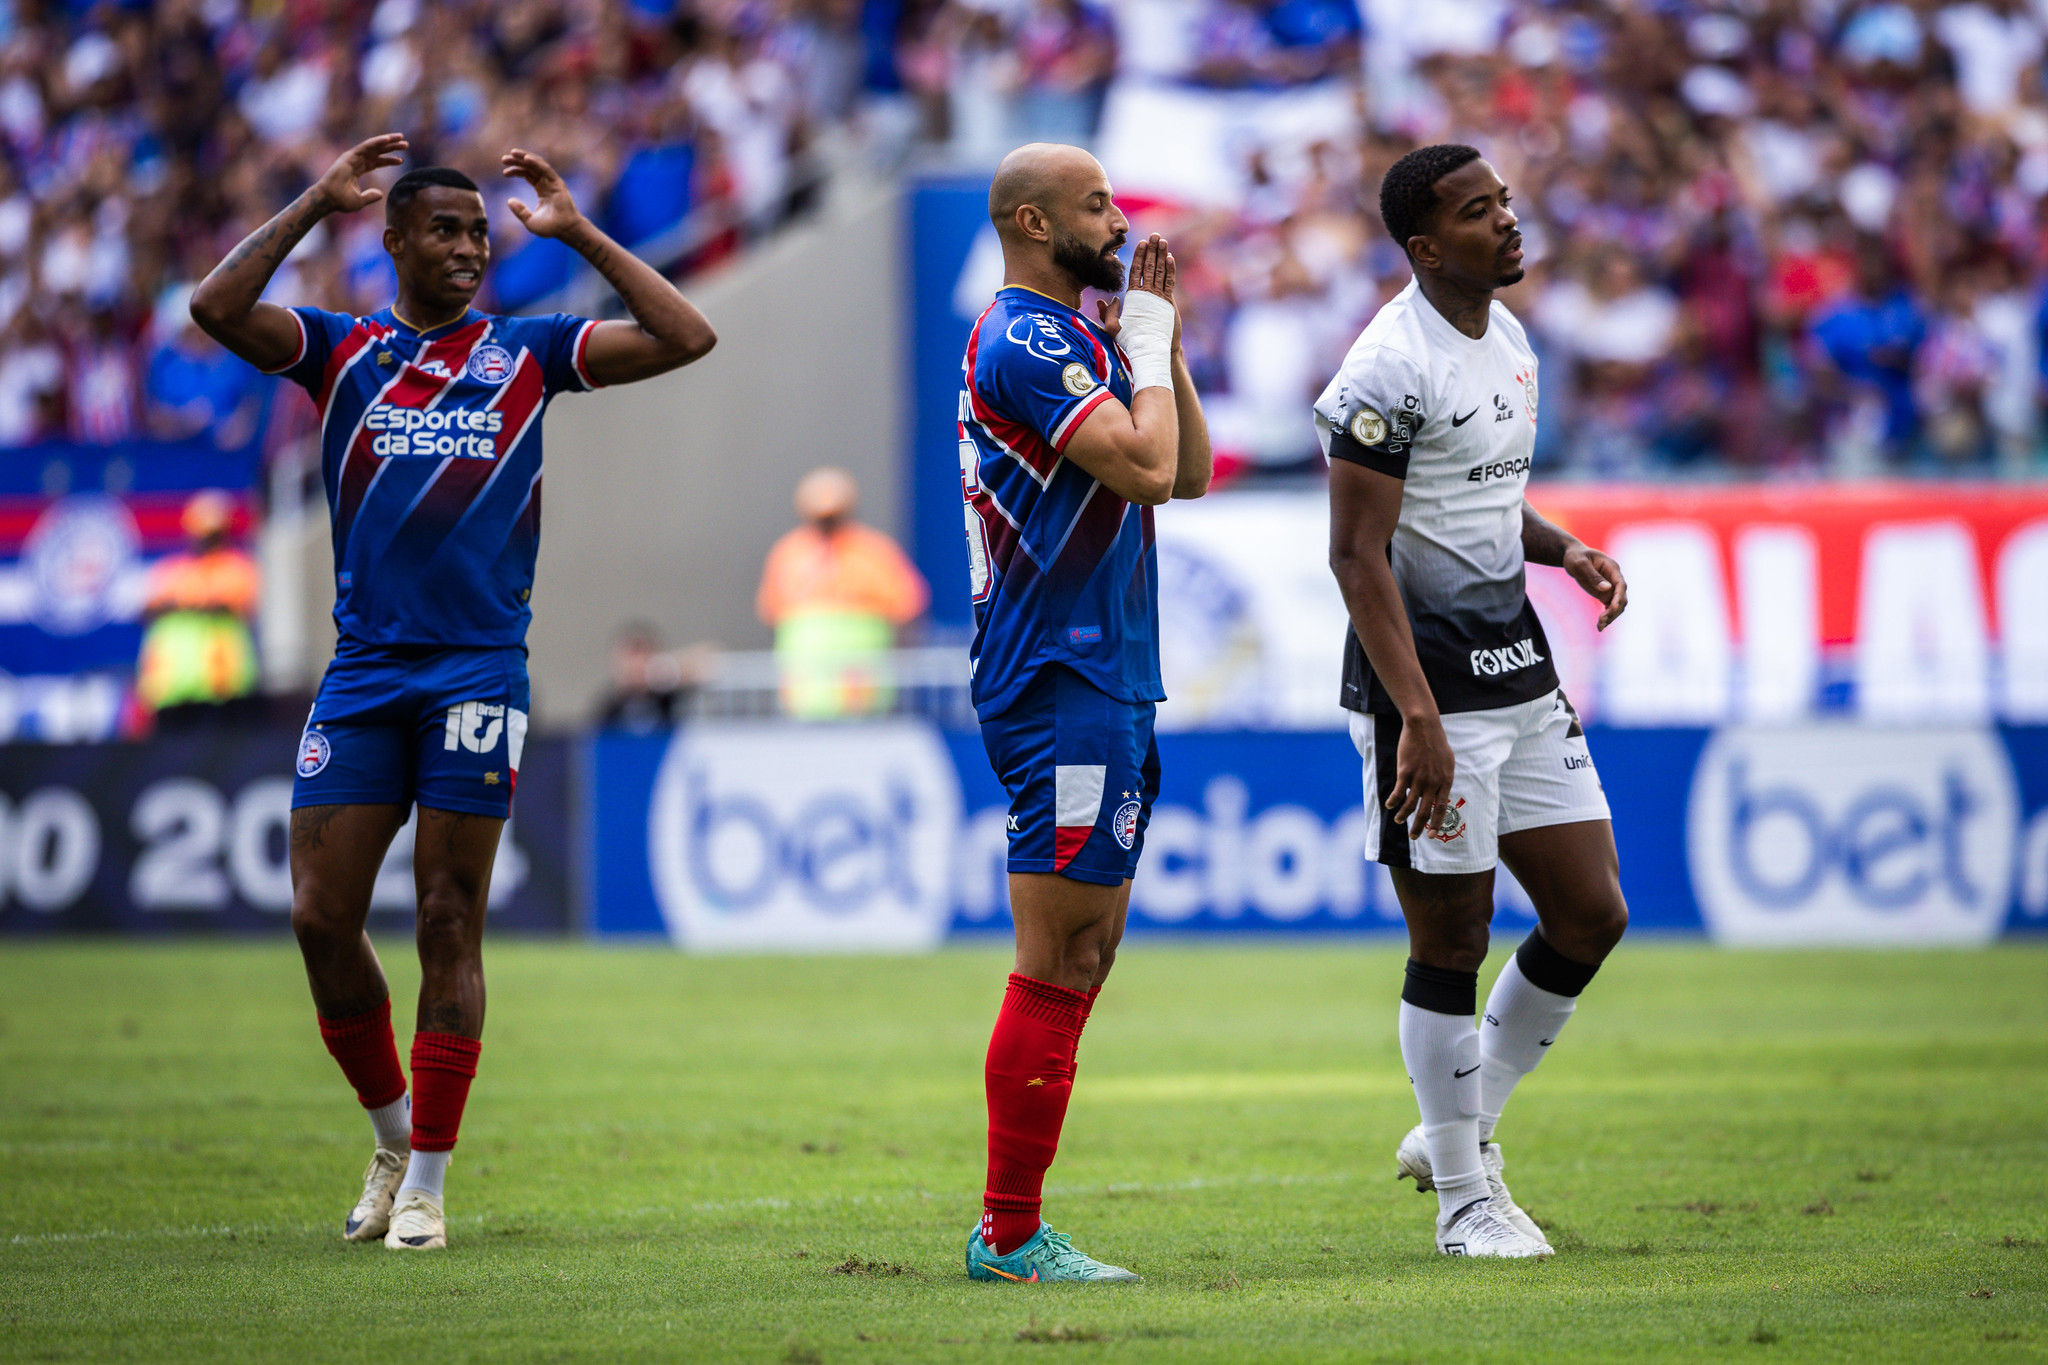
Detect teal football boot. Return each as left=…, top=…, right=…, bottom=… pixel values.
left=965, top=1222, right=1141, bottom=1283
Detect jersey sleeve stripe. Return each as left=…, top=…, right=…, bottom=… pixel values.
left=572, top=319, right=603, bottom=390
left=1050, top=387, right=1111, bottom=452
left=258, top=308, right=309, bottom=376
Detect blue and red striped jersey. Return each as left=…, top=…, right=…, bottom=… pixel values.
left=959, top=286, right=1161, bottom=720
left=267, top=305, right=601, bottom=648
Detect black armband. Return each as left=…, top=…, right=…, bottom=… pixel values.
left=1327, top=403, right=1414, bottom=479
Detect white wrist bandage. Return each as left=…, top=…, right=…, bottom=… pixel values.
left=1117, top=289, right=1176, bottom=393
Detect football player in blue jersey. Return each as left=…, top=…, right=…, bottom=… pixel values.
left=191, top=133, right=716, bottom=1252
left=958, top=144, right=1211, bottom=1285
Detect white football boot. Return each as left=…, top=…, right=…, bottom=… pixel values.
left=1396, top=1123, right=1552, bottom=1252
left=1435, top=1197, right=1549, bottom=1257
left=344, top=1147, right=409, bottom=1242
left=383, top=1190, right=446, bottom=1250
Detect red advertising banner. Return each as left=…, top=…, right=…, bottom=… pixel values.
left=1526, top=482, right=2048, bottom=723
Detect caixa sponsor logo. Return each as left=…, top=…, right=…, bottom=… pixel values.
left=364, top=404, right=506, bottom=459
left=1686, top=726, right=2018, bottom=945
left=647, top=721, right=961, bottom=951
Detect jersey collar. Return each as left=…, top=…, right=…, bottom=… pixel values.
left=1404, top=278, right=1493, bottom=349
left=998, top=284, right=1084, bottom=316
left=384, top=306, right=479, bottom=340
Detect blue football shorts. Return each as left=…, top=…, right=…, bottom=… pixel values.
left=292, top=641, right=530, bottom=819
left=980, top=664, right=1160, bottom=886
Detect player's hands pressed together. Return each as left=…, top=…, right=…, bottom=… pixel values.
left=1564, top=543, right=1629, bottom=630
left=312, top=134, right=409, bottom=215
left=1067, top=233, right=1212, bottom=502
left=1096, top=235, right=1182, bottom=352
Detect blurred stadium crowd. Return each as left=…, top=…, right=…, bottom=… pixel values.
left=0, top=0, right=890, bottom=452
left=929, top=0, right=2048, bottom=476
left=3, top=0, right=2048, bottom=476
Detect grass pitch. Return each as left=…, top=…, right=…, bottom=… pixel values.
left=1, top=940, right=2043, bottom=1364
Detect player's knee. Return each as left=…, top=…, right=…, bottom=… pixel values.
left=413, top=886, right=482, bottom=959
left=1588, top=892, right=1629, bottom=957
left=1064, top=938, right=1105, bottom=987
left=1550, top=886, right=1628, bottom=964
left=289, top=887, right=353, bottom=949
left=1444, top=925, right=1492, bottom=973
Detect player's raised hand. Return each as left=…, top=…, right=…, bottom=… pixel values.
left=1565, top=544, right=1629, bottom=630
left=312, top=134, right=408, bottom=215
left=502, top=148, right=585, bottom=239
left=1128, top=234, right=1173, bottom=300
left=1102, top=234, right=1183, bottom=348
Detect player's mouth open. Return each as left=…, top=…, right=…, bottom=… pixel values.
left=1501, top=238, right=1523, bottom=263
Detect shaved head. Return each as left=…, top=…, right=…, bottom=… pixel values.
left=989, top=143, right=1103, bottom=236
left=989, top=143, right=1128, bottom=294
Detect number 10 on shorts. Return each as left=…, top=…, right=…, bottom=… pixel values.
left=443, top=701, right=528, bottom=764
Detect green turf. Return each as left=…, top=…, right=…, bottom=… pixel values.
left=1, top=941, right=2044, bottom=1363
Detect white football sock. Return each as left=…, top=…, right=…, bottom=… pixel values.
left=1399, top=1000, right=1487, bottom=1221
left=1478, top=955, right=1579, bottom=1143
left=396, top=1149, right=449, bottom=1200
left=368, top=1093, right=411, bottom=1151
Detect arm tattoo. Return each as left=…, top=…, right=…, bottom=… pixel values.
left=1520, top=500, right=1576, bottom=567
left=207, top=194, right=326, bottom=303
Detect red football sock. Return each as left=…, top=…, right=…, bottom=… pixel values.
left=317, top=998, right=407, bottom=1110
left=409, top=1032, right=481, bottom=1153
left=981, top=973, right=1088, bottom=1256
left=1072, top=984, right=1104, bottom=1078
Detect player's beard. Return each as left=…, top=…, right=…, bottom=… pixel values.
left=1053, top=229, right=1125, bottom=294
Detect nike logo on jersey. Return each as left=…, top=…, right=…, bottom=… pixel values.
left=1453, top=1065, right=1481, bottom=1078
left=1539, top=1038, right=1555, bottom=1047
left=1451, top=407, right=1479, bottom=427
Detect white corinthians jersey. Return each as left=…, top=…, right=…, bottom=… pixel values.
left=1314, top=278, right=1558, bottom=715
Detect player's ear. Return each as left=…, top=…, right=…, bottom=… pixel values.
left=383, top=223, right=404, bottom=260
left=1406, top=234, right=1438, bottom=272
left=1015, top=203, right=1052, bottom=245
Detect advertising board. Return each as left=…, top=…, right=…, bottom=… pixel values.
left=591, top=720, right=2048, bottom=947
left=0, top=729, right=575, bottom=935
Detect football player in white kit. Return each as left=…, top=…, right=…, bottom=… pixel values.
left=1320, top=145, right=1632, bottom=1258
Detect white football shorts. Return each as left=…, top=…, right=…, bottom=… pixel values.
left=1349, top=688, right=1610, bottom=876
